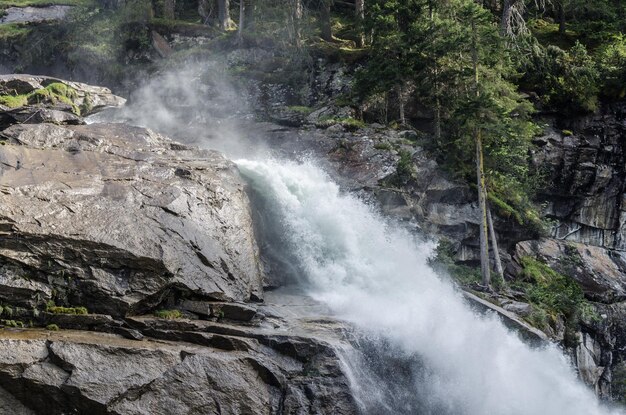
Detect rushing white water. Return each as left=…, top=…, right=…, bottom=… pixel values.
left=237, top=158, right=623, bottom=415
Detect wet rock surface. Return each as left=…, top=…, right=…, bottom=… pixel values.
left=0, top=75, right=359, bottom=414
left=0, top=6, right=73, bottom=24
left=0, top=121, right=264, bottom=314
left=0, top=324, right=356, bottom=415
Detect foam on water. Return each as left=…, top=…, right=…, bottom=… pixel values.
left=237, top=158, right=622, bottom=415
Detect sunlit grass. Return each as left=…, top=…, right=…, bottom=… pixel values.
left=0, top=0, right=95, bottom=9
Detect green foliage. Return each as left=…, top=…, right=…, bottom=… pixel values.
left=521, top=41, right=600, bottom=113
left=3, top=305, right=13, bottom=318
left=0, top=23, right=31, bottom=40
left=0, top=94, right=28, bottom=108
left=374, top=142, right=392, bottom=151
left=516, top=256, right=596, bottom=336
left=0, top=82, right=80, bottom=113
left=1, top=320, right=24, bottom=328
left=46, top=324, right=60, bottom=331
left=287, top=106, right=314, bottom=114
left=45, top=301, right=88, bottom=315
left=596, top=34, right=626, bottom=99
left=430, top=239, right=482, bottom=286
left=0, top=0, right=94, bottom=8
left=393, top=149, right=414, bottom=185
left=154, top=309, right=182, bottom=319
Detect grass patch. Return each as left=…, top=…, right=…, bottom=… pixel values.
left=0, top=94, right=28, bottom=107
left=287, top=105, right=314, bottom=115
left=530, top=18, right=578, bottom=50
left=374, top=142, right=392, bottom=151
left=0, top=82, right=80, bottom=113
left=0, top=0, right=95, bottom=9
left=0, top=305, right=13, bottom=317
left=45, top=323, right=59, bottom=331
left=515, top=256, right=598, bottom=341
left=0, top=23, right=31, bottom=40
left=46, top=301, right=88, bottom=315
left=154, top=309, right=182, bottom=319
left=430, top=239, right=482, bottom=286
left=317, top=116, right=365, bottom=130
left=1, top=320, right=24, bottom=328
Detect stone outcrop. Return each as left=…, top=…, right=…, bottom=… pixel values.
left=0, top=75, right=126, bottom=129
left=0, top=76, right=359, bottom=414
left=533, top=106, right=626, bottom=251
left=0, top=322, right=356, bottom=415
left=0, top=122, right=264, bottom=315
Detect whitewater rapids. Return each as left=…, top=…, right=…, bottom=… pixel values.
left=237, top=158, right=622, bottom=415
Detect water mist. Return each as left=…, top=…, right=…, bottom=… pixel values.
left=237, top=158, right=622, bottom=415
left=90, top=59, right=624, bottom=415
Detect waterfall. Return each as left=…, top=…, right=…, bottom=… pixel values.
left=237, top=157, right=622, bottom=415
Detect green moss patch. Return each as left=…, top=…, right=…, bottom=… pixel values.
left=154, top=309, right=182, bottom=319
left=515, top=256, right=597, bottom=340
left=0, top=82, right=80, bottom=113
left=0, top=23, right=31, bottom=40
left=0, top=0, right=95, bottom=9
left=46, top=301, right=88, bottom=315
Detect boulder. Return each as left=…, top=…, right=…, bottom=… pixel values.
left=0, top=122, right=264, bottom=316
left=0, top=75, right=125, bottom=129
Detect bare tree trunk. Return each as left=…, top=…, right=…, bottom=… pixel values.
left=355, top=0, right=365, bottom=47
left=475, top=130, right=490, bottom=287
left=433, top=65, right=442, bottom=144
left=237, top=0, right=245, bottom=42
left=487, top=205, right=504, bottom=278
left=218, top=0, right=232, bottom=30
left=245, top=0, right=255, bottom=30
left=320, top=0, right=333, bottom=41
left=198, top=0, right=211, bottom=24
left=397, top=84, right=405, bottom=125
left=472, top=19, right=490, bottom=288
left=383, top=91, right=388, bottom=125
left=163, top=0, right=175, bottom=19
left=292, top=0, right=303, bottom=47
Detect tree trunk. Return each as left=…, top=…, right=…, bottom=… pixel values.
left=500, top=0, right=514, bottom=35
left=558, top=1, right=566, bottom=34
left=198, top=0, right=211, bottom=24
left=383, top=91, right=388, bottom=125
left=475, top=130, right=491, bottom=287
left=245, top=0, right=255, bottom=30
left=355, top=0, right=365, bottom=47
left=487, top=205, right=504, bottom=278
left=163, top=0, right=175, bottom=19
left=472, top=19, right=491, bottom=288
left=397, top=84, right=405, bottom=126
left=320, top=0, right=333, bottom=41
left=433, top=65, right=441, bottom=144
left=237, top=0, right=245, bottom=42
left=218, top=0, right=232, bottom=30
left=292, top=0, right=303, bottom=47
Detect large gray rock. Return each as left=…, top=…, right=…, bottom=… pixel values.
left=533, top=107, right=626, bottom=251
left=0, top=328, right=357, bottom=414
left=0, top=122, right=264, bottom=316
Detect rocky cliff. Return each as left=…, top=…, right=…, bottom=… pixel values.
left=0, top=75, right=358, bottom=414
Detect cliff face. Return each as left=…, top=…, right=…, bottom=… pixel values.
left=0, top=75, right=358, bottom=414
